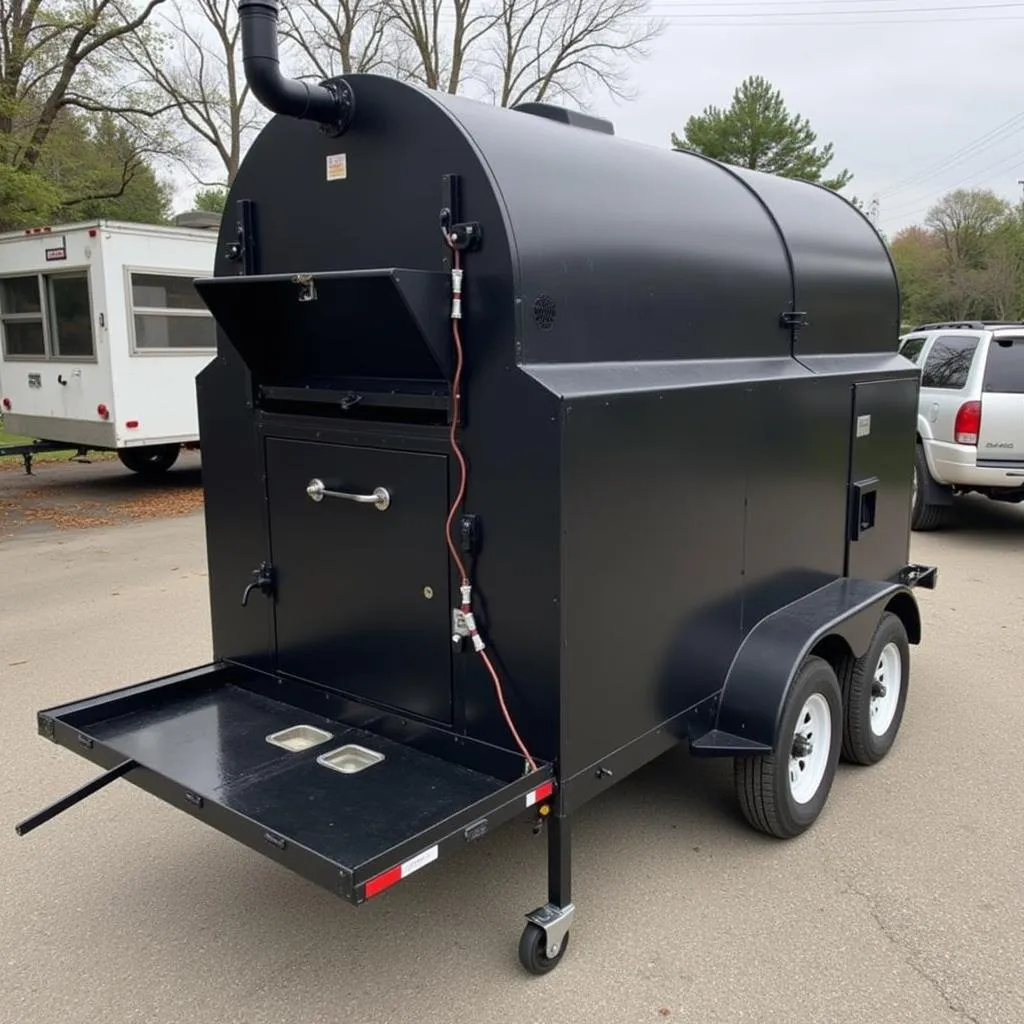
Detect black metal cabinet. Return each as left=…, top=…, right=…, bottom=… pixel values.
left=266, top=438, right=454, bottom=724
left=845, top=378, right=917, bottom=582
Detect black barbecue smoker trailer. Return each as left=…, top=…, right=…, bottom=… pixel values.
left=17, top=2, right=937, bottom=976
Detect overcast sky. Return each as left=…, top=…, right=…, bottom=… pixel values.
left=589, top=0, right=1024, bottom=237
left=172, top=1, right=1022, bottom=238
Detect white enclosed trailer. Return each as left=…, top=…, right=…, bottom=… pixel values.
left=0, top=218, right=218, bottom=474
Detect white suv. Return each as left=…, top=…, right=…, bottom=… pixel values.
left=899, top=321, right=1024, bottom=530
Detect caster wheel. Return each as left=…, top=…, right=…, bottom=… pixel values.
left=518, top=922, right=569, bottom=975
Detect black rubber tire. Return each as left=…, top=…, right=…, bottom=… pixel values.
left=841, top=612, right=910, bottom=766
left=911, top=444, right=949, bottom=531
left=734, top=655, right=842, bottom=839
left=117, top=444, right=181, bottom=476
left=518, top=922, right=569, bottom=975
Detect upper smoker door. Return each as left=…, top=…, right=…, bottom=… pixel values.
left=266, top=438, right=454, bottom=725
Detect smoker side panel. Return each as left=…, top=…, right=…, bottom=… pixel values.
left=845, top=377, right=917, bottom=582
left=197, top=353, right=275, bottom=671
left=740, top=374, right=853, bottom=632
left=558, top=383, right=747, bottom=779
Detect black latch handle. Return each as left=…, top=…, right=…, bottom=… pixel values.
left=241, top=560, right=275, bottom=606
left=849, top=477, right=880, bottom=541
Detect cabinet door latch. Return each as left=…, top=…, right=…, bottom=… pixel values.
left=241, top=561, right=275, bottom=606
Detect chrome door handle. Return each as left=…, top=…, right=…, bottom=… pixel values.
left=306, top=478, right=391, bottom=511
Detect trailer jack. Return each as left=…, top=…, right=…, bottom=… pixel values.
left=0, top=440, right=90, bottom=475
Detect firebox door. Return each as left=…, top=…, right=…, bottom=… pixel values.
left=266, top=438, right=453, bottom=725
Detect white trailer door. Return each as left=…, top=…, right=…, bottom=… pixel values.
left=1, top=269, right=112, bottom=441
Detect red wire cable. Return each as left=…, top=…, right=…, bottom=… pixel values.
left=444, top=245, right=538, bottom=773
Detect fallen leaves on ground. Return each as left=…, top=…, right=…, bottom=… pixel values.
left=0, top=486, right=204, bottom=532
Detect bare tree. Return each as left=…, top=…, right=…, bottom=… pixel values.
left=0, top=0, right=169, bottom=171
left=119, top=0, right=264, bottom=186
left=278, top=0, right=401, bottom=80
left=484, top=0, right=662, bottom=108
left=384, top=0, right=500, bottom=95
left=283, top=0, right=663, bottom=107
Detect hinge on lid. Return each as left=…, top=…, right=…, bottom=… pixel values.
left=780, top=310, right=809, bottom=329
left=224, top=198, right=256, bottom=275
left=440, top=174, right=482, bottom=256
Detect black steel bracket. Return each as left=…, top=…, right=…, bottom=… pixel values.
left=224, top=198, right=256, bottom=275
left=440, top=173, right=482, bottom=255
left=898, top=563, right=938, bottom=590
left=447, top=221, right=482, bottom=251
left=459, top=513, right=480, bottom=555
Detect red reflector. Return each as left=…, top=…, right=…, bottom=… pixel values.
left=954, top=401, right=981, bottom=445
left=526, top=780, right=554, bottom=807
left=125, top=419, right=139, bottom=428
left=364, top=844, right=439, bottom=899
left=97, top=404, right=109, bottom=419
left=2, top=397, right=10, bottom=410
left=365, top=865, right=402, bottom=899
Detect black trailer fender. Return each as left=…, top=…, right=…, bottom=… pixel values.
left=691, top=575, right=929, bottom=757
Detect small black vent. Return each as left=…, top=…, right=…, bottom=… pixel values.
left=533, top=295, right=557, bottom=330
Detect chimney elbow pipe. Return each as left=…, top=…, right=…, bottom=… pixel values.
left=238, top=0, right=353, bottom=130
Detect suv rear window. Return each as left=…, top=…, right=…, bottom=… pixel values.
left=921, top=334, right=979, bottom=389
left=982, top=337, right=1024, bottom=394
left=899, top=336, right=927, bottom=363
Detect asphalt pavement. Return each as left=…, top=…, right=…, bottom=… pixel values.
left=1, top=496, right=1022, bottom=1024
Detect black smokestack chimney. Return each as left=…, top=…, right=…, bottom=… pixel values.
left=238, top=0, right=354, bottom=131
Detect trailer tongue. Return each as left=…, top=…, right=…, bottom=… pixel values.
left=17, top=0, right=935, bottom=976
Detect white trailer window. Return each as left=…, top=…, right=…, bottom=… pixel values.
left=130, top=272, right=216, bottom=351
left=1, top=272, right=95, bottom=360
left=48, top=274, right=94, bottom=357
left=1, top=276, right=46, bottom=357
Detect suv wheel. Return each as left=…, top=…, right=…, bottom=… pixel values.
left=911, top=444, right=949, bottom=531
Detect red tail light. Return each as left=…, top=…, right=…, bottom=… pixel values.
left=2, top=397, right=10, bottom=411
left=954, top=400, right=981, bottom=445
left=97, top=404, right=109, bottom=419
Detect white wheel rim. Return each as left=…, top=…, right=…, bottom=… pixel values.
left=870, top=642, right=902, bottom=737
left=788, top=693, right=832, bottom=804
